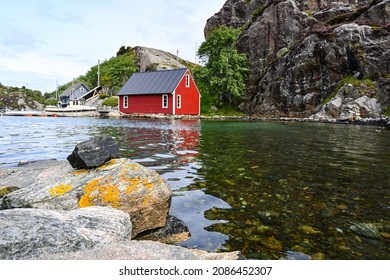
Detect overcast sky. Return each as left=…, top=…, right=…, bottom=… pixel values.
left=0, top=0, right=225, bottom=93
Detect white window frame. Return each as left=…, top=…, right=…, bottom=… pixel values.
left=162, top=94, right=168, bottom=108
left=185, top=74, right=190, bottom=88
left=177, top=95, right=181, bottom=109
left=123, top=96, right=128, bottom=108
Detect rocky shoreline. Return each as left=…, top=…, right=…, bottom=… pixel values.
left=119, top=112, right=390, bottom=128
left=0, top=136, right=242, bottom=260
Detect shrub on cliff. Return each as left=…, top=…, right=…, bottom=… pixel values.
left=194, top=26, right=249, bottom=107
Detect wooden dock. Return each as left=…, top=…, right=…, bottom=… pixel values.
left=1, top=111, right=62, bottom=117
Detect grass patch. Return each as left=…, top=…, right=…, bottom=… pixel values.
left=102, top=96, right=118, bottom=107
left=200, top=92, right=244, bottom=116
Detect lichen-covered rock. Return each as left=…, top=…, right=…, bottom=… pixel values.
left=0, top=207, right=132, bottom=260
left=0, top=158, right=172, bottom=237
left=67, top=136, right=119, bottom=169
left=0, top=186, right=20, bottom=198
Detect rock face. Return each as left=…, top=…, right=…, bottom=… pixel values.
left=0, top=207, right=132, bottom=260
left=133, top=46, right=194, bottom=72
left=205, top=0, right=390, bottom=118
left=0, top=158, right=172, bottom=237
left=67, top=136, right=119, bottom=169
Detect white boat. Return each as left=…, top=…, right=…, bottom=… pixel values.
left=45, top=105, right=97, bottom=113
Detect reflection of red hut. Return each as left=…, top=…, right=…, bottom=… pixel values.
left=118, top=68, right=200, bottom=116
left=172, top=120, right=201, bottom=161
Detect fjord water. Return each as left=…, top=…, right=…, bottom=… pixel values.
left=1, top=116, right=389, bottom=259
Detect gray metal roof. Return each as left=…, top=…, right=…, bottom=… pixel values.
left=59, top=82, right=89, bottom=98
left=117, top=68, right=187, bottom=96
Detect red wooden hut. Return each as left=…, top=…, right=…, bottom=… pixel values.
left=118, top=68, right=200, bottom=115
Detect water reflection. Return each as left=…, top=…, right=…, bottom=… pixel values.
left=1, top=116, right=389, bottom=259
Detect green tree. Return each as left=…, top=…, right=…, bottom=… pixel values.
left=84, top=53, right=137, bottom=95
left=195, top=26, right=249, bottom=105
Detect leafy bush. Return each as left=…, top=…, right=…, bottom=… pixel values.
left=102, top=97, right=118, bottom=107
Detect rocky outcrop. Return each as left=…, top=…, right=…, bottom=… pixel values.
left=205, top=0, right=390, bottom=119
left=310, top=80, right=382, bottom=121
left=133, top=46, right=194, bottom=72
left=67, top=136, right=119, bottom=169
left=0, top=207, right=132, bottom=260
left=0, top=158, right=171, bottom=237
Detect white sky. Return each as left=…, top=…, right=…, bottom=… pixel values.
left=0, top=0, right=225, bottom=93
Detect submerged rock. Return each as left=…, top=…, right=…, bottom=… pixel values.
left=67, top=136, right=119, bottom=169
left=0, top=207, right=132, bottom=260
left=0, top=158, right=171, bottom=237
left=349, top=222, right=381, bottom=239
left=138, top=215, right=190, bottom=244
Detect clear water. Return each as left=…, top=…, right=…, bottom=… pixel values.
left=1, top=116, right=389, bottom=259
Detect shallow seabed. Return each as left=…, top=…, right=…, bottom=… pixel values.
left=1, top=116, right=389, bottom=259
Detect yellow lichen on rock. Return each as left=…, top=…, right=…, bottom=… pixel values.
left=73, top=169, right=89, bottom=176
left=48, top=184, right=73, bottom=197
left=97, top=159, right=118, bottom=171
left=142, top=178, right=154, bottom=189
left=79, top=177, right=121, bottom=208
left=141, top=193, right=153, bottom=208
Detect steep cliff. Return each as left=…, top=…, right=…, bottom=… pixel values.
left=205, top=0, right=390, bottom=119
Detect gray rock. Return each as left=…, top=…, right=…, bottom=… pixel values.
left=0, top=158, right=172, bottom=237
left=41, top=240, right=201, bottom=260
left=349, top=222, right=381, bottom=239
left=133, top=46, right=190, bottom=72
left=0, top=159, right=72, bottom=190
left=67, top=136, right=119, bottom=169
left=310, top=82, right=382, bottom=120
left=0, top=207, right=132, bottom=260
left=190, top=249, right=245, bottom=260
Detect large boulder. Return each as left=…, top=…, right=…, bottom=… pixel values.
left=0, top=158, right=172, bottom=237
left=40, top=240, right=202, bottom=260
left=39, top=241, right=245, bottom=260
left=67, top=136, right=119, bottom=169
left=0, top=207, right=132, bottom=260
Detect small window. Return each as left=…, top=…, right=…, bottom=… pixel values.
left=80, top=87, right=84, bottom=92
left=123, top=96, right=128, bottom=108
left=177, top=95, right=181, bottom=109
left=162, top=94, right=168, bottom=108
left=185, top=74, right=190, bottom=88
